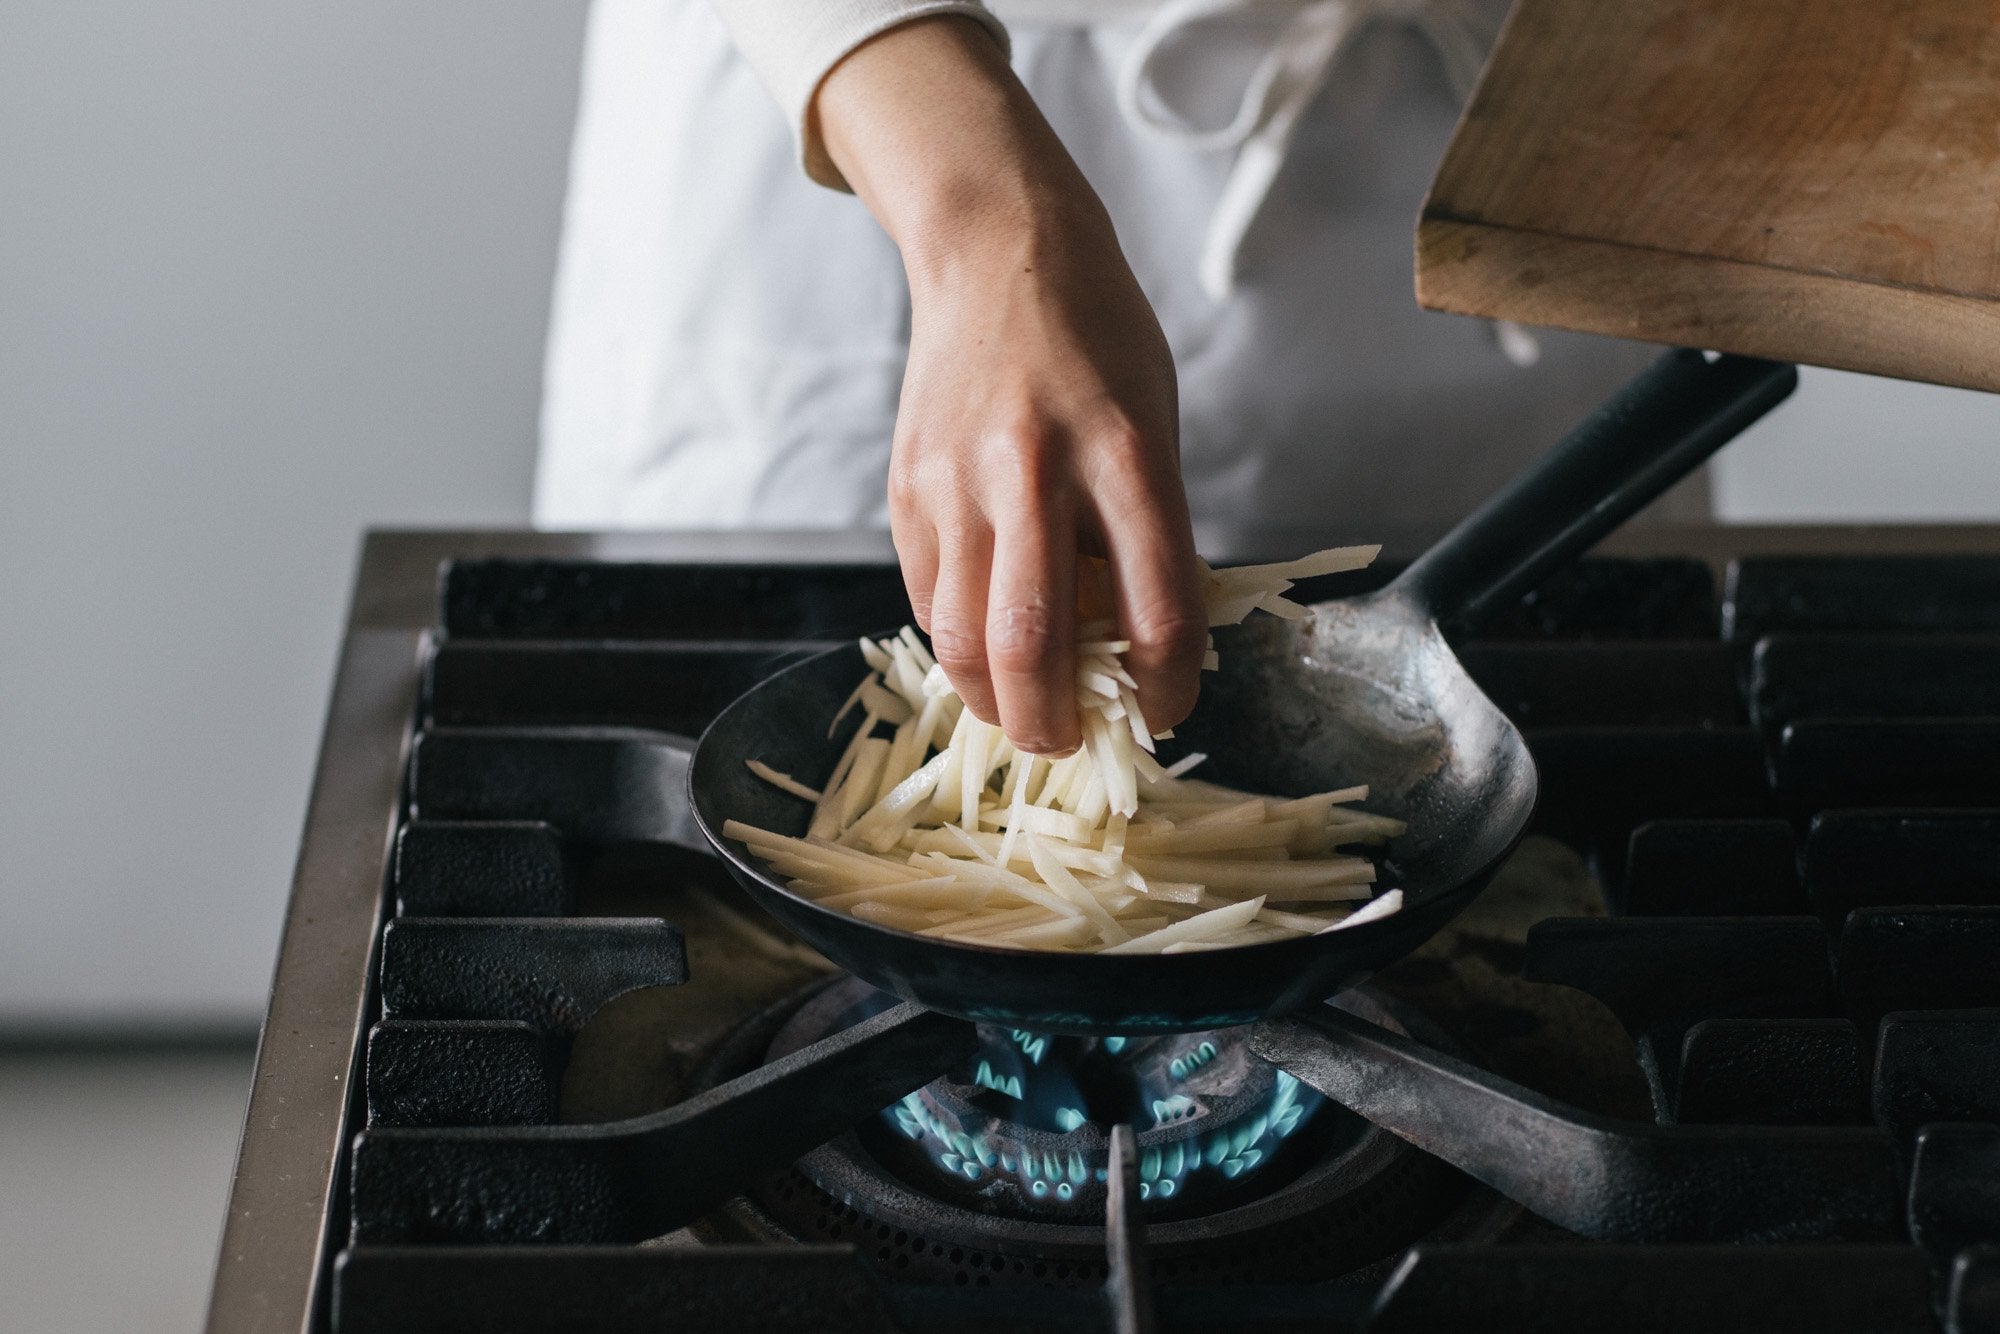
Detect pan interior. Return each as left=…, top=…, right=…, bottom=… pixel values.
left=694, top=601, right=1535, bottom=915
left=1165, top=594, right=1536, bottom=905
left=691, top=642, right=883, bottom=845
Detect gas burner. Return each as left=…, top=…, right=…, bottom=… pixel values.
left=697, top=977, right=1513, bottom=1288
left=769, top=981, right=1336, bottom=1221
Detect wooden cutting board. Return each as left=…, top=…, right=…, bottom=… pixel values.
left=1417, top=0, right=2000, bottom=392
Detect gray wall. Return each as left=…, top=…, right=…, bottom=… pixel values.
left=2, top=2, right=1995, bottom=1023
left=1719, top=369, right=2000, bottom=521
left=1, top=2, right=583, bottom=1022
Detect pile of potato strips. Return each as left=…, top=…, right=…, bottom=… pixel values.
left=724, top=544, right=1407, bottom=954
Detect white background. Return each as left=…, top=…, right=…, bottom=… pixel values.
left=3, top=2, right=1996, bottom=1024
left=0, top=2, right=586, bottom=1024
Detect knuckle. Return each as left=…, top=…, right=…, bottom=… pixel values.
left=927, top=623, right=986, bottom=671
left=1086, top=418, right=1167, bottom=483
left=993, top=408, right=1058, bottom=455
left=1008, top=420, right=1062, bottom=459
left=987, top=599, right=1059, bottom=673
left=990, top=428, right=1067, bottom=509
left=886, top=454, right=930, bottom=512
left=1098, top=417, right=1150, bottom=459
left=1129, top=602, right=1208, bottom=660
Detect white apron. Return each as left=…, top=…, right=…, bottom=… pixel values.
left=537, top=0, right=1691, bottom=557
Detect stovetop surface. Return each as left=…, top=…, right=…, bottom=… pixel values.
left=208, top=526, right=2000, bottom=1334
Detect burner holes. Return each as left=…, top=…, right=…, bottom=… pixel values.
left=953, top=1273, right=969, bottom=1287
left=931, top=1244, right=945, bottom=1258
left=1054, top=1263, right=1072, bottom=1280
left=1033, top=1262, right=1048, bottom=1278
left=948, top=1248, right=964, bottom=1264
left=893, top=1253, right=910, bottom=1270
left=1011, top=1260, right=1026, bottom=1275
left=893, top=1230, right=908, bottom=1246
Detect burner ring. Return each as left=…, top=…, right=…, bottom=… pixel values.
left=694, top=979, right=1515, bottom=1288
left=773, top=980, right=1353, bottom=1222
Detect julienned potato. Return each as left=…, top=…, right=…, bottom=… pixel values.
left=725, top=546, right=1407, bottom=955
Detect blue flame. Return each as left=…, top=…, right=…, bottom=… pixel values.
left=884, top=1037, right=1320, bottom=1206
left=973, top=1060, right=1024, bottom=1099
left=1169, top=1041, right=1217, bottom=1081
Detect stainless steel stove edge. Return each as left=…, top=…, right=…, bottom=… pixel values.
left=206, top=625, right=424, bottom=1334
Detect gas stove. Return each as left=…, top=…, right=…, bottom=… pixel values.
left=207, top=526, right=2000, bottom=1333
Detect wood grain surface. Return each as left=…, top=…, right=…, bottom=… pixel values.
left=1417, top=0, right=2000, bottom=391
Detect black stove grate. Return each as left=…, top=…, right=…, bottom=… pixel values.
left=324, top=552, right=2000, bottom=1332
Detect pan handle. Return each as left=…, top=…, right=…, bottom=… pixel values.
left=412, top=727, right=715, bottom=855
left=1390, top=350, right=1797, bottom=626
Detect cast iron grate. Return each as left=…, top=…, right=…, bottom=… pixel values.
left=324, top=554, right=2000, bottom=1332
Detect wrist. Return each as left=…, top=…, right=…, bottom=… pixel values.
left=894, top=166, right=1112, bottom=302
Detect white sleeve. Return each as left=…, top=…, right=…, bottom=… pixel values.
left=706, top=1, right=1011, bottom=191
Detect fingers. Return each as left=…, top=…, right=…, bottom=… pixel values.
left=986, top=504, right=1079, bottom=755
left=928, top=527, right=998, bottom=726
left=1097, top=469, right=1206, bottom=732
left=890, top=505, right=940, bottom=634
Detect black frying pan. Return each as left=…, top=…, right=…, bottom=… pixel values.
left=676, top=350, right=1795, bottom=1034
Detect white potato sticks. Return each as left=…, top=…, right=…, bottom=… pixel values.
left=724, top=544, right=1407, bottom=954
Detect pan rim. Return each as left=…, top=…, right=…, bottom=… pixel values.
left=687, top=632, right=1538, bottom=967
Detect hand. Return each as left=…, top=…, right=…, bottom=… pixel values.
left=816, top=17, right=1207, bottom=755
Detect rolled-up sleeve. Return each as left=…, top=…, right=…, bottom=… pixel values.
left=707, top=1, right=1010, bottom=190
